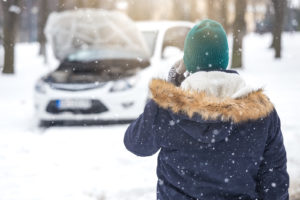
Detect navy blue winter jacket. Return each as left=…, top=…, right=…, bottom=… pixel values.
left=124, top=71, right=289, bottom=200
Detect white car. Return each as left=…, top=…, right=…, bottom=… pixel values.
left=0, top=45, right=3, bottom=68
left=34, top=19, right=193, bottom=126
left=136, top=21, right=194, bottom=78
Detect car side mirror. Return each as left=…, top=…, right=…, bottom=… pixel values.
left=162, top=46, right=182, bottom=59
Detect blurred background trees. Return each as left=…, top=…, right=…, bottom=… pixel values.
left=38, top=0, right=49, bottom=63
left=271, top=0, right=288, bottom=58
left=231, top=0, right=247, bottom=69
left=1, top=0, right=299, bottom=73
left=1, top=0, right=22, bottom=74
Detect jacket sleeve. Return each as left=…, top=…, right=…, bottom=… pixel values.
left=257, top=110, right=289, bottom=200
left=124, top=100, right=160, bottom=157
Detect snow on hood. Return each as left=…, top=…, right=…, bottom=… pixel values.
left=45, top=9, right=151, bottom=61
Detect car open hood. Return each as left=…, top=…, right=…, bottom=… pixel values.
left=45, top=9, right=150, bottom=61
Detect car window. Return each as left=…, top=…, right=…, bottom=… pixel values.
left=141, top=31, right=158, bottom=57
left=162, top=26, right=191, bottom=53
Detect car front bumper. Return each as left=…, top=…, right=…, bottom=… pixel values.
left=34, top=83, right=148, bottom=123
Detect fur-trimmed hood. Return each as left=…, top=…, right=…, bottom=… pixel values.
left=150, top=71, right=274, bottom=124
left=125, top=72, right=289, bottom=200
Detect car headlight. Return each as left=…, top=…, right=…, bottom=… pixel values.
left=110, top=77, right=138, bottom=93
left=35, top=80, right=47, bottom=94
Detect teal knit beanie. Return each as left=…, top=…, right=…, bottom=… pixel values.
left=183, top=19, right=229, bottom=73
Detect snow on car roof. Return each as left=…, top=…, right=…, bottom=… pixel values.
left=45, top=9, right=151, bottom=61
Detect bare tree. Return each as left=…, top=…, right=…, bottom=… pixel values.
left=38, top=0, right=48, bottom=63
left=250, top=0, right=259, bottom=24
left=172, top=0, right=187, bottom=20
left=99, top=0, right=116, bottom=9
left=206, top=0, right=228, bottom=32
left=220, top=0, right=228, bottom=32
left=231, top=0, right=247, bottom=69
left=87, top=0, right=100, bottom=8
left=172, top=0, right=199, bottom=21
left=75, top=0, right=85, bottom=8
left=207, top=0, right=217, bottom=20
left=271, top=0, right=287, bottom=58
left=189, top=0, right=200, bottom=21
left=1, top=0, right=21, bottom=74
left=127, top=0, right=152, bottom=21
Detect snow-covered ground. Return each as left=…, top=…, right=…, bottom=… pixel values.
left=0, top=33, right=300, bottom=199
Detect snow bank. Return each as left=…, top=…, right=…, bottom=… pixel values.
left=1, top=33, right=300, bottom=199
left=45, top=9, right=150, bottom=61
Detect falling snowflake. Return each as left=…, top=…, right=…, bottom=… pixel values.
left=169, top=120, right=175, bottom=126
left=158, top=179, right=164, bottom=186
left=213, top=129, right=219, bottom=135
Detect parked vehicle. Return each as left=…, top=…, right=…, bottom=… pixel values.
left=34, top=9, right=193, bottom=126
left=137, top=21, right=193, bottom=77
left=0, top=47, right=3, bottom=69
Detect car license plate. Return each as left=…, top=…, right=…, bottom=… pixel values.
left=56, top=99, right=92, bottom=109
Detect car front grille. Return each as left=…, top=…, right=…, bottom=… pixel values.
left=46, top=100, right=108, bottom=114
left=49, top=82, right=107, bottom=91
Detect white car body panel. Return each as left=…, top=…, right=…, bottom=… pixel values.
left=34, top=21, right=194, bottom=124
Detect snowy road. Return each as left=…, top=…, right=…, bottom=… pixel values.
left=0, top=126, right=157, bottom=200
left=1, top=33, right=300, bottom=199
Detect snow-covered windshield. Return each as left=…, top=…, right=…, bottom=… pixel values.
left=45, top=9, right=151, bottom=61
left=67, top=48, right=147, bottom=62
left=141, top=31, right=158, bottom=57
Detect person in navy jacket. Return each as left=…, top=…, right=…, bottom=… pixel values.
left=124, top=19, right=289, bottom=200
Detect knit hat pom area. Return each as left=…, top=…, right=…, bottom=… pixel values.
left=183, top=19, right=229, bottom=73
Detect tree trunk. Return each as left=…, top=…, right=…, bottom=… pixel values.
left=38, top=0, right=48, bottom=63
left=207, top=0, right=227, bottom=29
left=99, top=0, right=116, bottom=9
left=220, top=0, right=228, bottom=32
left=271, top=0, right=287, bottom=58
left=87, top=0, right=100, bottom=8
left=207, top=0, right=216, bottom=20
left=1, top=0, right=21, bottom=74
left=172, top=0, right=186, bottom=20
left=189, top=0, right=199, bottom=22
left=127, top=0, right=152, bottom=21
left=231, top=0, right=247, bottom=69
left=75, top=0, right=84, bottom=8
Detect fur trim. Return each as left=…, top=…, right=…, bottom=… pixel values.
left=150, top=79, right=274, bottom=123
